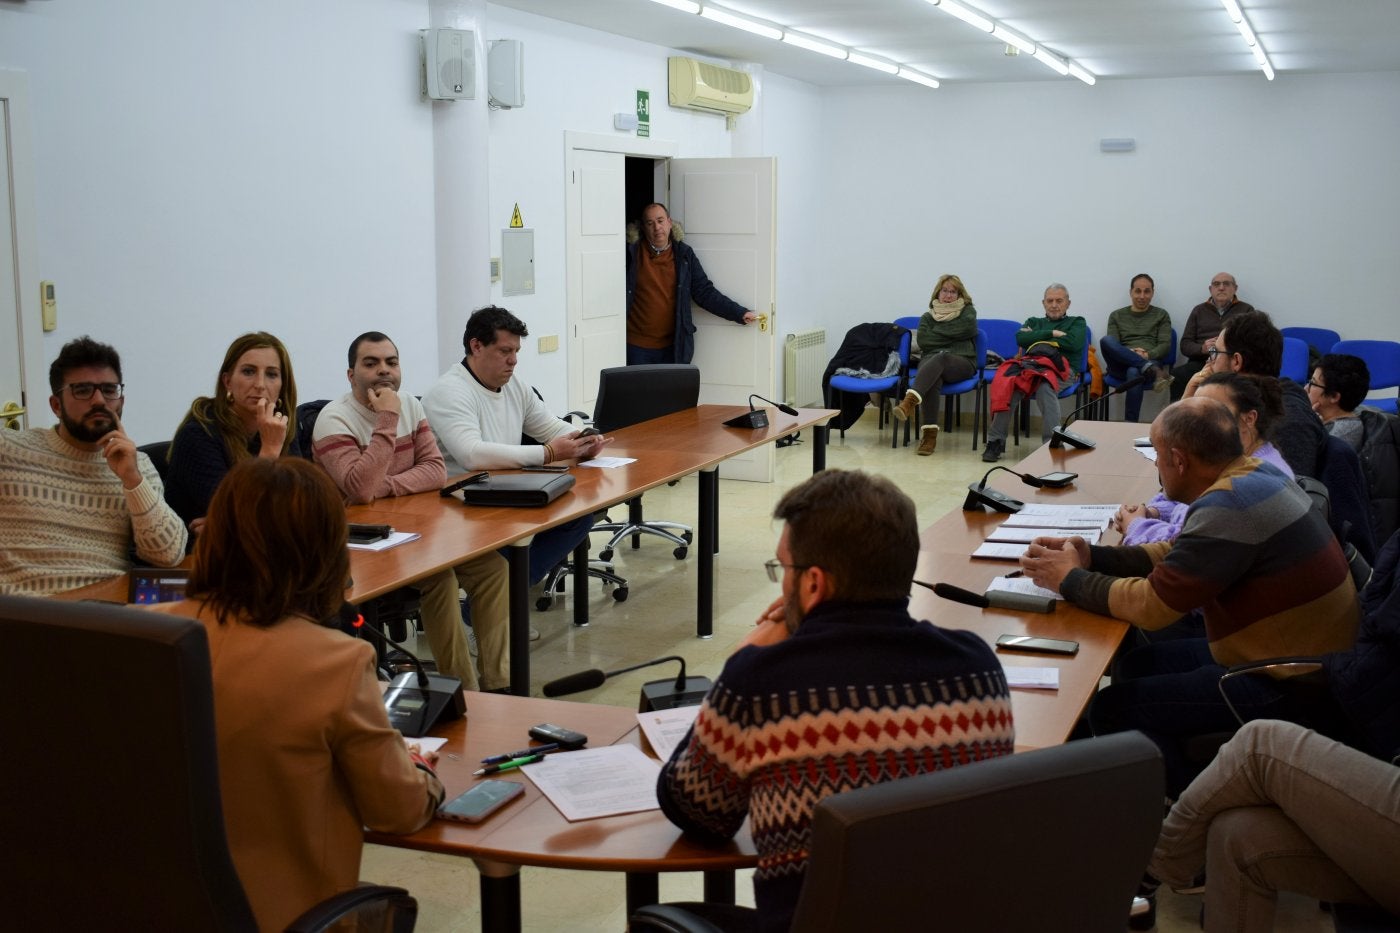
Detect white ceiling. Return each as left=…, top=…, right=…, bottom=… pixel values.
left=490, top=0, right=1400, bottom=87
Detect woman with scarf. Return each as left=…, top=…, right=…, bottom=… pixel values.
left=891, top=273, right=979, bottom=456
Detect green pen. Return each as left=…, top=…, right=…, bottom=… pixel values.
left=472, top=753, right=545, bottom=777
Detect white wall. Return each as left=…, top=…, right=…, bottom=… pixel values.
left=813, top=72, right=1400, bottom=350
left=0, top=0, right=438, bottom=442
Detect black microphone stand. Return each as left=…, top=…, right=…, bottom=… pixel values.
left=963, top=465, right=1045, bottom=514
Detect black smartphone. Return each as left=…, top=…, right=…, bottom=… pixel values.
left=440, top=471, right=490, bottom=496
left=577, top=426, right=601, bottom=438
left=436, top=780, right=525, bottom=824
left=1037, top=471, right=1078, bottom=488
left=529, top=722, right=587, bottom=749
left=347, top=523, right=392, bottom=544
left=996, top=634, right=1080, bottom=656
left=523, top=464, right=569, bottom=473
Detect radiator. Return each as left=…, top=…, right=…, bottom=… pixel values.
left=784, top=329, right=827, bottom=408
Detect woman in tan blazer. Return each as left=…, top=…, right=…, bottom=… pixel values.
left=160, top=456, right=444, bottom=931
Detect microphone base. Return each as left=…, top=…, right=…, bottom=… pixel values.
left=723, top=410, right=769, bottom=429
left=1049, top=427, right=1096, bottom=450
left=963, top=483, right=1024, bottom=514
left=384, top=671, right=466, bottom=737
left=639, top=675, right=714, bottom=712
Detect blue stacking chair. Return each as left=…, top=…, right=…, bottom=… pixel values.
left=1280, top=326, right=1341, bottom=363
left=828, top=328, right=911, bottom=449
left=891, top=316, right=986, bottom=448
left=1280, top=336, right=1310, bottom=384
left=1099, top=328, right=1176, bottom=421
left=1333, top=339, right=1400, bottom=415
left=979, top=319, right=1024, bottom=444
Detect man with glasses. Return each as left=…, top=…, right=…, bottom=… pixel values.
left=657, top=469, right=1014, bottom=931
left=1169, top=272, right=1255, bottom=400
left=0, top=336, right=187, bottom=594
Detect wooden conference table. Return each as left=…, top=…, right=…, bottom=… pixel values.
left=365, top=691, right=757, bottom=933
left=62, top=404, right=837, bottom=696
left=908, top=420, right=1160, bottom=750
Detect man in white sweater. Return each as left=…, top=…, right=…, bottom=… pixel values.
left=424, top=306, right=609, bottom=584
left=1, top=336, right=187, bottom=595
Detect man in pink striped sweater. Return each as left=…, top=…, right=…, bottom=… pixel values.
left=312, top=332, right=509, bottom=692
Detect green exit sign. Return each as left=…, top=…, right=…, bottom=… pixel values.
left=637, top=89, right=650, bottom=137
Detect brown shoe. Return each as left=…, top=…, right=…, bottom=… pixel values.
left=917, top=424, right=939, bottom=455
left=892, top=390, right=920, bottom=422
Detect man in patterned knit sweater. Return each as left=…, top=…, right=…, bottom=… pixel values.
left=1, top=336, right=186, bottom=595
left=1020, top=396, right=1359, bottom=793
left=657, top=469, right=1014, bottom=931
left=312, top=332, right=508, bottom=691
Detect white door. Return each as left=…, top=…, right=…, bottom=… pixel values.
left=564, top=148, right=627, bottom=409
left=0, top=75, right=35, bottom=432
left=670, top=157, right=777, bottom=483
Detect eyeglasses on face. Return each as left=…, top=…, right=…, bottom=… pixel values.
left=763, top=559, right=810, bottom=583
left=1210, top=280, right=1235, bottom=289
left=62, top=382, right=124, bottom=401
left=1206, top=347, right=1226, bottom=360
left=1305, top=380, right=1328, bottom=393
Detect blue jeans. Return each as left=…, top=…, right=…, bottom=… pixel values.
left=1089, top=638, right=1299, bottom=796
left=501, top=514, right=595, bottom=585
left=627, top=344, right=676, bottom=365
left=1099, top=336, right=1166, bottom=423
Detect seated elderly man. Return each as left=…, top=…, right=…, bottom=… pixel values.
left=1019, top=397, right=1359, bottom=794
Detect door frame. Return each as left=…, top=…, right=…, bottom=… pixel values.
left=0, top=69, right=43, bottom=430
left=563, top=131, right=677, bottom=410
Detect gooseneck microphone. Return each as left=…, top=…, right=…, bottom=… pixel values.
left=1049, top=372, right=1150, bottom=450
left=349, top=608, right=466, bottom=737
left=914, top=579, right=1056, bottom=614
left=723, top=394, right=798, bottom=429
left=543, top=655, right=714, bottom=711
left=962, top=465, right=1045, bottom=514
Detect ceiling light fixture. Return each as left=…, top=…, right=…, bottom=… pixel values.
left=1218, top=0, right=1274, bottom=81
left=1032, top=47, right=1070, bottom=76
left=781, top=31, right=848, bottom=60
left=1067, top=63, right=1096, bottom=86
left=925, top=0, right=1096, bottom=85
left=897, top=68, right=941, bottom=89
left=991, top=25, right=1036, bottom=56
left=647, top=0, right=701, bottom=13
left=937, top=0, right=994, bottom=33
left=848, top=52, right=900, bottom=75
left=699, top=6, right=782, bottom=41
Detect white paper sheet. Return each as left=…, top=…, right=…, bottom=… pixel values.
left=985, top=526, right=1101, bottom=545
left=347, top=530, right=422, bottom=552
left=971, top=541, right=1027, bottom=561
left=522, top=745, right=662, bottom=822
left=986, top=575, right=1064, bottom=601
left=579, top=457, right=638, bottom=469
left=636, top=706, right=700, bottom=760
left=1003, top=666, right=1060, bottom=689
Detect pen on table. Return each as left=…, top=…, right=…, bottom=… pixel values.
left=473, top=754, right=545, bottom=777
left=1004, top=570, right=1024, bottom=578
left=481, top=743, right=561, bottom=765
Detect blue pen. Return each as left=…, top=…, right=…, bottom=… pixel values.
left=481, top=742, right=561, bottom=765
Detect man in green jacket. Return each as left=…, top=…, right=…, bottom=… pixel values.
left=1100, top=273, right=1173, bottom=422
left=983, top=284, right=1087, bottom=462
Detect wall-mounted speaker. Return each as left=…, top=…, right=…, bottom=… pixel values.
left=421, top=28, right=475, bottom=101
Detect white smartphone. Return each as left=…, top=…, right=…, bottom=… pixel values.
left=436, top=780, right=525, bottom=824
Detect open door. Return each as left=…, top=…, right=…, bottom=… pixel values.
left=564, top=147, right=628, bottom=410
left=1, top=73, right=39, bottom=434
left=669, top=157, right=777, bottom=483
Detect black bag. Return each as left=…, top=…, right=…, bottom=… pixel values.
left=456, top=472, right=576, bottom=507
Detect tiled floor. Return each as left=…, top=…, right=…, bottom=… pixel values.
left=362, top=403, right=1329, bottom=932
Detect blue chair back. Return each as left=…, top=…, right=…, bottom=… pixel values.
left=1281, top=326, right=1341, bottom=357
left=980, top=319, right=1022, bottom=371
left=1280, top=337, right=1310, bottom=383
left=894, top=315, right=922, bottom=332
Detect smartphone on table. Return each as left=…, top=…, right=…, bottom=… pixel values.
left=436, top=779, right=526, bottom=824
left=995, top=634, right=1080, bottom=656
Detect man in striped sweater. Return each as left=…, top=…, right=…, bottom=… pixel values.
left=1020, top=397, right=1359, bottom=793
left=1, top=336, right=186, bottom=595
left=657, top=470, right=1014, bottom=931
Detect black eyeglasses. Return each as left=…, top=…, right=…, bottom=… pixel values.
left=1206, top=347, right=1226, bottom=360
left=764, top=559, right=811, bottom=583
left=1305, top=380, right=1328, bottom=393
left=62, top=382, right=124, bottom=401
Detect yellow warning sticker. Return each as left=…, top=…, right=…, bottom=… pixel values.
left=510, top=203, right=524, bottom=228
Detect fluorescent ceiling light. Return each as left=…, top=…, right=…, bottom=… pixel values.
left=648, top=0, right=700, bottom=13
left=1251, top=44, right=1268, bottom=65
left=782, top=31, right=847, bottom=59
left=937, top=0, right=994, bottom=33
left=848, top=52, right=900, bottom=75
left=1261, top=60, right=1275, bottom=81
left=699, top=6, right=782, bottom=41
left=1067, top=63, right=1096, bottom=86
left=991, top=25, right=1036, bottom=55
left=1221, top=0, right=1245, bottom=23
left=1235, top=18, right=1257, bottom=46
left=1033, top=47, right=1070, bottom=76
left=898, top=68, right=940, bottom=89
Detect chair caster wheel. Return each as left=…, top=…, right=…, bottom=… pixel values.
left=535, top=597, right=553, bottom=611
left=598, top=548, right=614, bottom=562
left=673, top=547, right=688, bottom=560
left=613, top=588, right=629, bottom=602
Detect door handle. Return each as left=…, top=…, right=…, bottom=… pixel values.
left=2, top=401, right=25, bottom=430
left=756, top=313, right=769, bottom=333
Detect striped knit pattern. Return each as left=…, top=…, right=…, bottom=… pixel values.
left=1063, top=457, right=1359, bottom=666
left=1, top=427, right=187, bottom=595
left=657, top=602, right=1014, bottom=927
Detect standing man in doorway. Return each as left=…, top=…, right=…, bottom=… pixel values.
left=625, top=202, right=757, bottom=365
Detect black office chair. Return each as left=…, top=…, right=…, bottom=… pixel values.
left=295, top=398, right=331, bottom=461
left=137, top=439, right=172, bottom=482
left=630, top=731, right=1164, bottom=933
left=589, top=364, right=701, bottom=562
left=0, top=593, right=418, bottom=932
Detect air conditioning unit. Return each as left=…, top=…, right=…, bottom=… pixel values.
left=668, top=57, right=754, bottom=115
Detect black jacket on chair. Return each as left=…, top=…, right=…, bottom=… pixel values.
left=822, top=323, right=908, bottom=431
